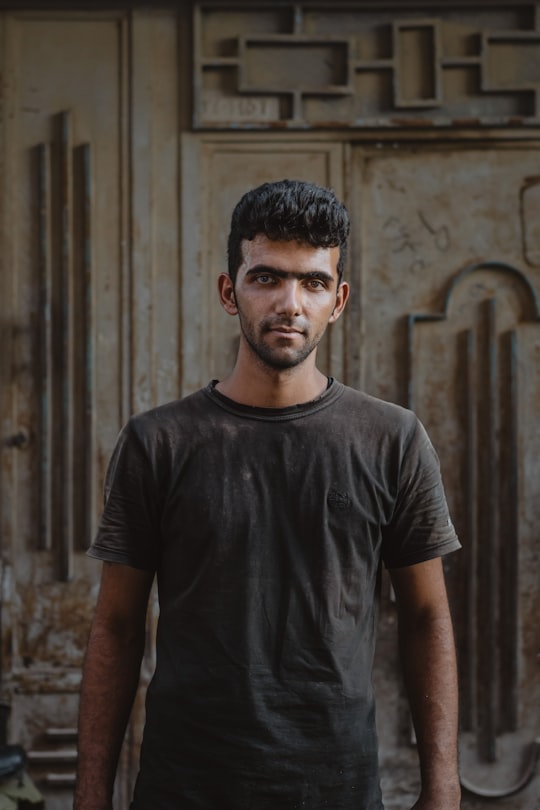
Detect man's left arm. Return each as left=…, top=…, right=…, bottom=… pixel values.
left=390, top=557, right=461, bottom=810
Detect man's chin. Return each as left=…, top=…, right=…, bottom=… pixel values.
left=256, top=348, right=312, bottom=371
left=243, top=331, right=318, bottom=370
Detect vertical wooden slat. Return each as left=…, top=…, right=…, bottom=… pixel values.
left=72, top=143, right=92, bottom=552
left=38, top=118, right=94, bottom=566
left=49, top=116, right=65, bottom=570
left=406, top=314, right=415, bottom=409
left=463, top=328, right=478, bottom=731
left=192, top=4, right=203, bottom=129
left=72, top=141, right=83, bottom=552
left=500, top=329, right=519, bottom=731
left=37, top=143, right=53, bottom=552
left=120, top=14, right=133, bottom=428
left=83, top=144, right=93, bottom=551
left=480, top=297, right=498, bottom=762
left=58, top=111, right=74, bottom=583
left=507, top=329, right=519, bottom=729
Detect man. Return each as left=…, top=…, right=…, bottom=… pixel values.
left=75, top=180, right=461, bottom=810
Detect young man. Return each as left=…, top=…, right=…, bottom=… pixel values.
left=75, top=180, right=461, bottom=810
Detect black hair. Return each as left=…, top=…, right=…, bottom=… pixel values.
left=227, top=179, right=350, bottom=283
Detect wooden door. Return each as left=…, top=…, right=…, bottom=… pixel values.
left=185, top=134, right=540, bottom=808
left=1, top=5, right=538, bottom=808
left=355, top=142, right=540, bottom=809
left=0, top=10, right=181, bottom=808
left=0, top=15, right=127, bottom=810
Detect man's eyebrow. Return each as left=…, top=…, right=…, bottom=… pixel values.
left=245, top=265, right=335, bottom=282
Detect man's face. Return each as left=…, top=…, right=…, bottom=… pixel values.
left=219, top=234, right=349, bottom=371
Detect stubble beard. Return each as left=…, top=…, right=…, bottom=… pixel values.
left=237, top=311, right=325, bottom=371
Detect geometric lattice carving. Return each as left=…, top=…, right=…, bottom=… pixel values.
left=194, top=2, right=540, bottom=128
left=36, top=112, right=92, bottom=581
left=407, top=262, right=540, bottom=766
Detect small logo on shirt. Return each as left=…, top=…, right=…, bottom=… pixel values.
left=327, top=488, right=351, bottom=510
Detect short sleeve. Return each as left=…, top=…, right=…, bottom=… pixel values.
left=381, top=418, right=460, bottom=569
left=87, top=420, right=161, bottom=571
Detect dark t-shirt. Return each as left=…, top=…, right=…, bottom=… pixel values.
left=89, top=380, right=460, bottom=809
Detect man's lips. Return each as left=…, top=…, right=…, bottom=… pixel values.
left=266, top=327, right=304, bottom=338
left=264, top=322, right=305, bottom=335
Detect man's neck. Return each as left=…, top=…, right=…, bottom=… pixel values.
left=216, top=359, right=329, bottom=409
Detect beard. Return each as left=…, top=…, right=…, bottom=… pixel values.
left=237, top=310, right=327, bottom=371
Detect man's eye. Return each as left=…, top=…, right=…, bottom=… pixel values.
left=306, top=278, right=324, bottom=289
left=256, top=275, right=274, bottom=284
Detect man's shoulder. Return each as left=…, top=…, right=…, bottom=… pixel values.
left=126, top=386, right=213, bottom=441
left=336, top=383, right=418, bottom=434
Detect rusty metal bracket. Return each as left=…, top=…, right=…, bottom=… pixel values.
left=460, top=737, right=540, bottom=799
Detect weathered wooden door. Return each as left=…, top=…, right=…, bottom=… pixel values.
left=353, top=142, right=540, bottom=809
left=185, top=134, right=540, bottom=808
left=0, top=14, right=127, bottom=810
left=1, top=3, right=539, bottom=810
left=0, top=9, right=181, bottom=809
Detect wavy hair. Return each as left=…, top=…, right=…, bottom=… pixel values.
left=227, top=179, right=350, bottom=284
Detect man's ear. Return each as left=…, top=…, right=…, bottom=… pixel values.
left=328, top=281, right=350, bottom=324
left=217, top=273, right=238, bottom=315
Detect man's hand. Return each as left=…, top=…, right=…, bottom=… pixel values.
left=410, top=782, right=461, bottom=810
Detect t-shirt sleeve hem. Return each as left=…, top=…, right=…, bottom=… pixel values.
left=86, top=545, right=156, bottom=572
left=384, top=536, right=461, bottom=570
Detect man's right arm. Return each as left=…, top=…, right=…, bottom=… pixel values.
left=74, top=562, right=155, bottom=810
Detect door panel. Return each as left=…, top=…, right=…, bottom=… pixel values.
left=181, top=137, right=346, bottom=392
left=0, top=10, right=180, bottom=807
left=0, top=13, right=127, bottom=808
left=354, top=144, right=540, bottom=808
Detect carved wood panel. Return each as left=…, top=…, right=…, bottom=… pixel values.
left=36, top=113, right=92, bottom=578
left=355, top=144, right=540, bottom=807
left=194, top=2, right=540, bottom=129
left=181, top=136, right=346, bottom=392
left=0, top=11, right=181, bottom=808
left=0, top=14, right=128, bottom=807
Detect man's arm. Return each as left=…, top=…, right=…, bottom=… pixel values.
left=390, top=557, right=461, bottom=810
left=74, top=562, right=154, bottom=810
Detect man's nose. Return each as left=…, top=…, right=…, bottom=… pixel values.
left=275, top=280, right=301, bottom=314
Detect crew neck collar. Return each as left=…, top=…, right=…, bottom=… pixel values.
left=203, top=378, right=344, bottom=422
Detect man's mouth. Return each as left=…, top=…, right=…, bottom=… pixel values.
left=265, top=322, right=305, bottom=335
